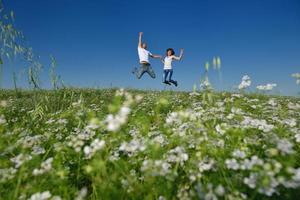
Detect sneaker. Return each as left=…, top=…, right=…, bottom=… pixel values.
left=163, top=81, right=171, bottom=85
left=174, top=81, right=178, bottom=87
left=170, top=80, right=178, bottom=87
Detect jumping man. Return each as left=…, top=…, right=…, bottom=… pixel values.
left=132, top=32, right=162, bottom=79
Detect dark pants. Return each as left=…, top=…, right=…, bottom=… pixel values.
left=135, top=63, right=156, bottom=79
left=163, top=69, right=176, bottom=84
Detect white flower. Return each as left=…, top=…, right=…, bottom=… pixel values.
left=166, top=112, right=179, bottom=125
left=225, top=158, right=239, bottom=170
left=32, top=146, right=46, bottom=155
left=28, top=191, right=51, bottom=200
left=105, top=106, right=131, bottom=132
left=215, top=124, right=225, bottom=135
left=256, top=83, right=277, bottom=91
left=292, top=73, right=300, bottom=79
left=277, top=139, right=294, bottom=155
left=0, top=115, right=6, bottom=124
left=166, top=147, right=189, bottom=166
left=268, top=99, right=277, bottom=106
left=33, top=158, right=53, bottom=176
left=295, top=134, right=300, bottom=143
left=119, top=138, right=146, bottom=156
left=83, top=146, right=92, bottom=155
left=141, top=159, right=171, bottom=176
left=198, top=158, right=215, bottom=172
left=244, top=173, right=257, bottom=189
left=238, top=75, right=251, bottom=90
left=232, top=150, right=246, bottom=159
left=74, top=187, right=88, bottom=200
left=0, top=167, right=17, bottom=182
left=283, top=118, right=297, bottom=127
left=215, top=185, right=225, bottom=196
left=240, top=155, right=264, bottom=170
left=200, top=78, right=212, bottom=90
left=241, top=116, right=274, bottom=132
left=10, top=154, right=32, bottom=168
left=84, top=139, right=105, bottom=158
left=0, top=100, right=7, bottom=107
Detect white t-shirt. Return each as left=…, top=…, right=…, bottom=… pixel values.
left=138, top=46, right=152, bottom=63
left=164, top=56, right=173, bottom=70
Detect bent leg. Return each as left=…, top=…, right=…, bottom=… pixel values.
left=146, top=65, right=156, bottom=79
left=136, top=65, right=146, bottom=79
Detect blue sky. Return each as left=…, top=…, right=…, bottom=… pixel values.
left=3, top=0, right=300, bottom=95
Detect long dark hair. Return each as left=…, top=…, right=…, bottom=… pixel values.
left=166, top=48, right=175, bottom=56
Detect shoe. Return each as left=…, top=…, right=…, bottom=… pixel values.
left=163, top=81, right=171, bottom=85
left=170, top=80, right=178, bottom=87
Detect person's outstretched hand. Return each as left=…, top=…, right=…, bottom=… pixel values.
left=139, top=32, right=143, bottom=36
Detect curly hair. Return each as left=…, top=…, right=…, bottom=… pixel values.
left=166, top=48, right=175, bottom=56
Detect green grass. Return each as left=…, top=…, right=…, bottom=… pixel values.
left=0, top=88, right=300, bottom=200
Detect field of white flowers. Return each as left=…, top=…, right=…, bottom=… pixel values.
left=0, top=88, right=300, bottom=200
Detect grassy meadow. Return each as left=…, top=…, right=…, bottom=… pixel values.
left=0, top=88, right=300, bottom=199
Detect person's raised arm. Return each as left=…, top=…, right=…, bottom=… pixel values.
left=173, top=48, right=184, bottom=61
left=138, top=32, right=143, bottom=48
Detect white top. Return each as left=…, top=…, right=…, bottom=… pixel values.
left=138, top=46, right=152, bottom=63
left=164, top=56, right=173, bottom=70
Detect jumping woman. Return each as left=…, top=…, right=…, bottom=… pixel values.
left=161, top=48, right=184, bottom=86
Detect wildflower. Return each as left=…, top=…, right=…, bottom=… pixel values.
left=198, top=157, right=215, bottom=172
left=10, top=154, right=32, bottom=168
left=0, top=115, right=6, bottom=124
left=238, top=75, right=251, bottom=90
left=166, top=146, right=189, bottom=166
left=28, top=191, right=51, bottom=200
left=119, top=138, right=146, bottom=156
left=295, top=134, right=300, bottom=143
left=232, top=150, right=246, bottom=159
left=268, top=99, right=277, bottom=106
left=105, top=106, right=131, bottom=132
left=0, top=167, right=17, bottom=182
left=241, top=116, right=274, bottom=132
left=215, top=185, right=225, bottom=196
left=0, top=100, right=8, bottom=107
left=240, top=155, right=263, bottom=170
left=277, top=139, right=294, bottom=155
left=283, top=118, right=297, bottom=127
left=243, top=173, right=257, bottom=189
left=74, top=187, right=88, bottom=200
left=225, top=158, right=239, bottom=170
left=83, top=139, right=105, bottom=159
left=215, top=124, right=225, bottom=135
left=32, top=146, right=46, bottom=155
left=256, top=83, right=277, bottom=91
left=33, top=157, right=53, bottom=176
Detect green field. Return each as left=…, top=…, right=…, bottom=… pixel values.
left=0, top=89, right=300, bottom=200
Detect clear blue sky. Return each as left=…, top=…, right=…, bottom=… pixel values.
left=3, top=0, right=300, bottom=95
